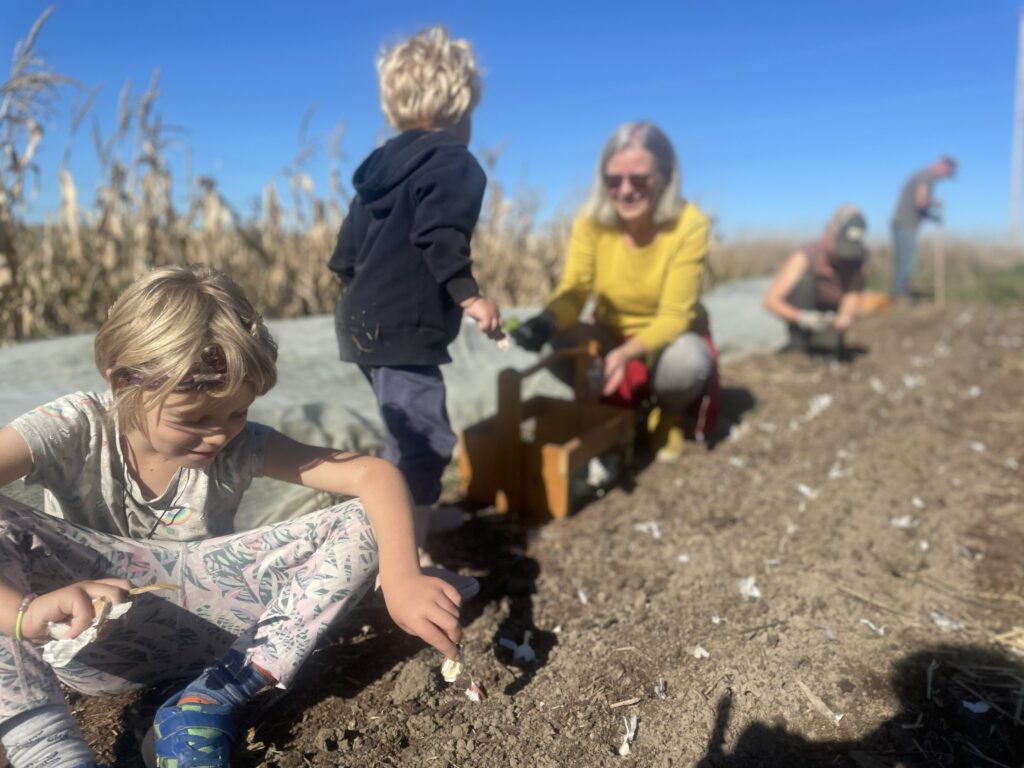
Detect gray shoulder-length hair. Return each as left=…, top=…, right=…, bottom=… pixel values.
left=580, top=121, right=684, bottom=228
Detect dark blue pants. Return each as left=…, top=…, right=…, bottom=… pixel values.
left=359, top=365, right=455, bottom=506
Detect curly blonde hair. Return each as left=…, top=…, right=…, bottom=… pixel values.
left=94, top=266, right=278, bottom=430
left=377, top=25, right=482, bottom=131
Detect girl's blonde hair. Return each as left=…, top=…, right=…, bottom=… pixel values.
left=377, top=25, right=482, bottom=131
left=94, top=266, right=278, bottom=430
left=580, top=121, right=685, bottom=228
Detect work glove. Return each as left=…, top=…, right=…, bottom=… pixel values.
left=509, top=311, right=557, bottom=352
left=795, top=310, right=836, bottom=333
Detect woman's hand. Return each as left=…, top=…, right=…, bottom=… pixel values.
left=20, top=579, right=131, bottom=641
left=602, top=348, right=629, bottom=397
left=381, top=573, right=463, bottom=660
left=601, top=338, right=648, bottom=397
left=509, top=311, right=557, bottom=352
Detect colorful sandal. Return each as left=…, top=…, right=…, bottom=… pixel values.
left=144, top=690, right=238, bottom=768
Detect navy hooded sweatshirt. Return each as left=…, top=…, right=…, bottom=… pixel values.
left=329, top=130, right=487, bottom=366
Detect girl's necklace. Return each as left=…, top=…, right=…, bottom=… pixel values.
left=120, top=436, right=188, bottom=539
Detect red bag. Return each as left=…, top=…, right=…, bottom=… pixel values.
left=600, top=330, right=721, bottom=443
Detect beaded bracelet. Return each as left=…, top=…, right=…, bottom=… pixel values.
left=14, top=593, right=36, bottom=642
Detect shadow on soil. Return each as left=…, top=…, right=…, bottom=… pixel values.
left=710, top=386, right=758, bottom=448
left=427, top=511, right=557, bottom=696
left=696, top=643, right=1024, bottom=767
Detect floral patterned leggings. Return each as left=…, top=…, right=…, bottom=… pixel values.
left=0, top=496, right=378, bottom=721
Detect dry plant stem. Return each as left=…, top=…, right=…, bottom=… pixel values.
left=701, top=674, right=731, bottom=700
left=836, top=585, right=922, bottom=625
left=963, top=742, right=1013, bottom=768
left=908, top=574, right=1020, bottom=609
left=128, top=583, right=177, bottom=596
left=609, top=697, right=641, bottom=709
left=796, top=678, right=842, bottom=726
left=738, top=620, right=787, bottom=638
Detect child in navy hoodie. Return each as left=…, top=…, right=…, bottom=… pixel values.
left=329, top=26, right=501, bottom=585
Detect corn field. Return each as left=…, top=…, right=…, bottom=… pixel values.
left=0, top=10, right=570, bottom=344
left=1, top=11, right=1020, bottom=345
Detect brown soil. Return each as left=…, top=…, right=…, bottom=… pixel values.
left=19, top=304, right=1024, bottom=767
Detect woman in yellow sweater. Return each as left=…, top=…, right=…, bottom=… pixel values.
left=512, top=122, right=713, bottom=459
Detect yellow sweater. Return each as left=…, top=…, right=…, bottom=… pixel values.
left=545, top=204, right=709, bottom=352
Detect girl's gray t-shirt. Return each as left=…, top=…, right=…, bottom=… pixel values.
left=11, top=391, right=274, bottom=541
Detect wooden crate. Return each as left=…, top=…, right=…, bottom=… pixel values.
left=458, top=343, right=635, bottom=525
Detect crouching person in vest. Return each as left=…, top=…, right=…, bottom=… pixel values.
left=763, top=205, right=869, bottom=356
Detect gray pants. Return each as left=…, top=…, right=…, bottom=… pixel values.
left=552, top=324, right=712, bottom=412
left=784, top=270, right=819, bottom=348
left=784, top=271, right=845, bottom=351
left=359, top=365, right=455, bottom=506
left=891, top=223, right=918, bottom=297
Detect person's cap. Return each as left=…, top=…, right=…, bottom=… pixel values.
left=827, top=204, right=868, bottom=261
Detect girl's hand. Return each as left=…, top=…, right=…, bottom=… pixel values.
left=21, top=579, right=131, bottom=641
left=602, top=349, right=628, bottom=397
left=381, top=574, right=463, bottom=659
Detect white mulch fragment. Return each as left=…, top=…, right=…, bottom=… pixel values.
left=860, top=618, right=886, bottom=636
left=962, top=700, right=990, bottom=714
left=803, top=394, right=833, bottom=421
left=633, top=521, right=663, bottom=539
left=617, top=714, right=639, bottom=756
left=738, top=576, right=762, bottom=600
left=930, top=610, right=966, bottom=633
left=796, top=483, right=818, bottom=500
left=902, top=374, right=925, bottom=389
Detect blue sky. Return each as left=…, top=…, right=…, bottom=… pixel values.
left=1, top=1, right=1019, bottom=238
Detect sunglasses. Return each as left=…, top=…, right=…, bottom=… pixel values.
left=603, top=173, right=652, bottom=195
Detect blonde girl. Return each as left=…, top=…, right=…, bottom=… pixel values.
left=0, top=266, right=464, bottom=768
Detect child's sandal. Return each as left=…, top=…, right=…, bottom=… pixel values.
left=142, top=689, right=238, bottom=768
